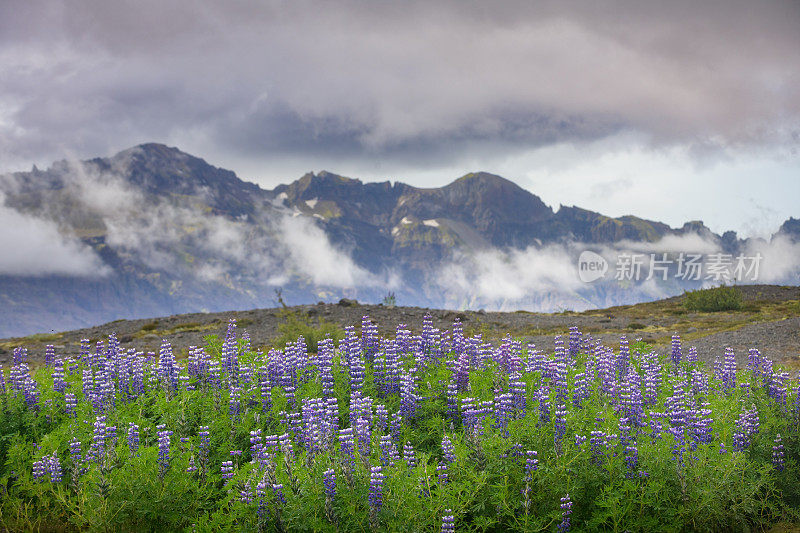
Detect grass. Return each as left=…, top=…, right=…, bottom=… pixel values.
left=272, top=308, right=345, bottom=349
left=684, top=285, right=744, bottom=312
left=0, top=333, right=62, bottom=351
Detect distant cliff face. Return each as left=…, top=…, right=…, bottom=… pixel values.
left=0, top=143, right=794, bottom=337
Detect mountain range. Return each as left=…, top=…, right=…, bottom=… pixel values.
left=0, top=143, right=797, bottom=337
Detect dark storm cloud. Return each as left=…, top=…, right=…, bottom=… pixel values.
left=0, top=0, right=798, bottom=172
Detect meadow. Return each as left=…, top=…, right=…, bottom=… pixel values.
left=0, top=315, right=797, bottom=532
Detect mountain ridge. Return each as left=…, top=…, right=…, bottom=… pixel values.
left=0, top=142, right=796, bottom=337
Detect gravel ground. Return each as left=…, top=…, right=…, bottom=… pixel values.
left=1, top=285, right=798, bottom=369
left=684, top=317, right=800, bottom=368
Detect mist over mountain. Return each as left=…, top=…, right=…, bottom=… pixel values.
left=0, top=143, right=797, bottom=337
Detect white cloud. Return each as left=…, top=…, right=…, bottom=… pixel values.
left=279, top=215, right=386, bottom=289
left=0, top=197, right=109, bottom=276
left=744, top=234, right=800, bottom=283
left=614, top=233, right=721, bottom=255
left=438, top=244, right=583, bottom=302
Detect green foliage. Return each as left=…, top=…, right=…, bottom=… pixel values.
left=273, top=309, right=345, bottom=350
left=683, top=285, right=744, bottom=312
left=0, top=319, right=798, bottom=532
left=382, top=291, right=397, bottom=308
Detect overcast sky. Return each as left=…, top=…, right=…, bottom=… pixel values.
left=1, top=0, right=798, bottom=238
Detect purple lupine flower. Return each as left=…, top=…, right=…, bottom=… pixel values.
left=22, top=374, right=40, bottom=410
left=350, top=394, right=372, bottom=455
left=494, top=391, right=514, bottom=435
left=441, top=510, right=455, bottom=533
left=302, top=397, right=327, bottom=456
left=186, top=455, right=197, bottom=474
left=239, top=481, right=254, bottom=504
left=690, top=400, right=714, bottom=446
left=69, top=438, right=82, bottom=470
left=554, top=346, right=569, bottom=405
left=568, top=326, right=581, bottom=360
left=589, top=430, right=607, bottom=466
left=537, top=386, right=551, bottom=425
left=396, top=322, right=412, bottom=355
left=222, top=318, right=240, bottom=385
left=418, top=475, right=431, bottom=499
left=616, top=336, right=630, bottom=380
left=625, top=444, right=639, bottom=478
left=453, top=349, right=470, bottom=393
left=442, top=435, right=456, bottom=463
left=389, top=411, right=402, bottom=445
left=256, top=475, right=269, bottom=522
left=249, top=429, right=263, bottom=464
left=338, top=428, right=356, bottom=475
left=436, top=462, right=449, bottom=484
left=384, top=340, right=402, bottom=395
left=158, top=340, right=178, bottom=394
left=361, top=315, right=380, bottom=361
left=446, top=381, right=459, bottom=423
left=157, top=425, right=172, bottom=478
left=671, top=334, right=682, bottom=368
left=747, top=348, right=762, bottom=376
left=13, top=347, right=27, bottom=364
left=64, top=392, right=77, bottom=417
left=509, top=372, right=527, bottom=416
left=766, top=370, right=790, bottom=405
left=43, top=344, right=55, bottom=367
left=642, top=351, right=662, bottom=405
left=88, top=415, right=107, bottom=464
left=229, top=384, right=242, bottom=418
left=379, top=435, right=399, bottom=468
left=521, top=449, right=539, bottom=513
left=687, top=346, right=698, bottom=364
left=733, top=405, right=759, bottom=452
left=375, top=403, right=389, bottom=433
left=400, top=369, right=419, bottom=420
left=318, top=337, right=336, bottom=398
left=32, top=456, right=47, bottom=482
left=48, top=453, right=62, bottom=483
left=722, top=347, right=737, bottom=392
left=558, top=494, right=573, bottom=533
left=52, top=357, right=66, bottom=394
left=404, top=442, right=417, bottom=469
left=572, top=372, right=590, bottom=409
left=230, top=448, right=244, bottom=463
left=323, top=468, right=336, bottom=522
left=221, top=460, right=234, bottom=480
left=198, top=426, right=210, bottom=466
left=323, top=468, right=336, bottom=499
left=272, top=482, right=286, bottom=505
left=772, top=434, right=785, bottom=471
left=368, top=466, right=384, bottom=512
left=794, top=372, right=800, bottom=426
left=128, top=423, right=140, bottom=456
left=525, top=450, right=539, bottom=476
left=554, top=401, right=568, bottom=455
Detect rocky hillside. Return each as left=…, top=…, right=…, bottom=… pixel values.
left=1, top=285, right=798, bottom=373
left=0, top=143, right=797, bottom=337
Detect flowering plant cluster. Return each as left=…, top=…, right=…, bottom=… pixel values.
left=0, top=315, right=797, bottom=531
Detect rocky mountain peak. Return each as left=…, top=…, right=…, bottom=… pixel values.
left=776, top=217, right=800, bottom=243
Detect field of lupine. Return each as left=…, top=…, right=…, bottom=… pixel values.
left=0, top=316, right=798, bottom=532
